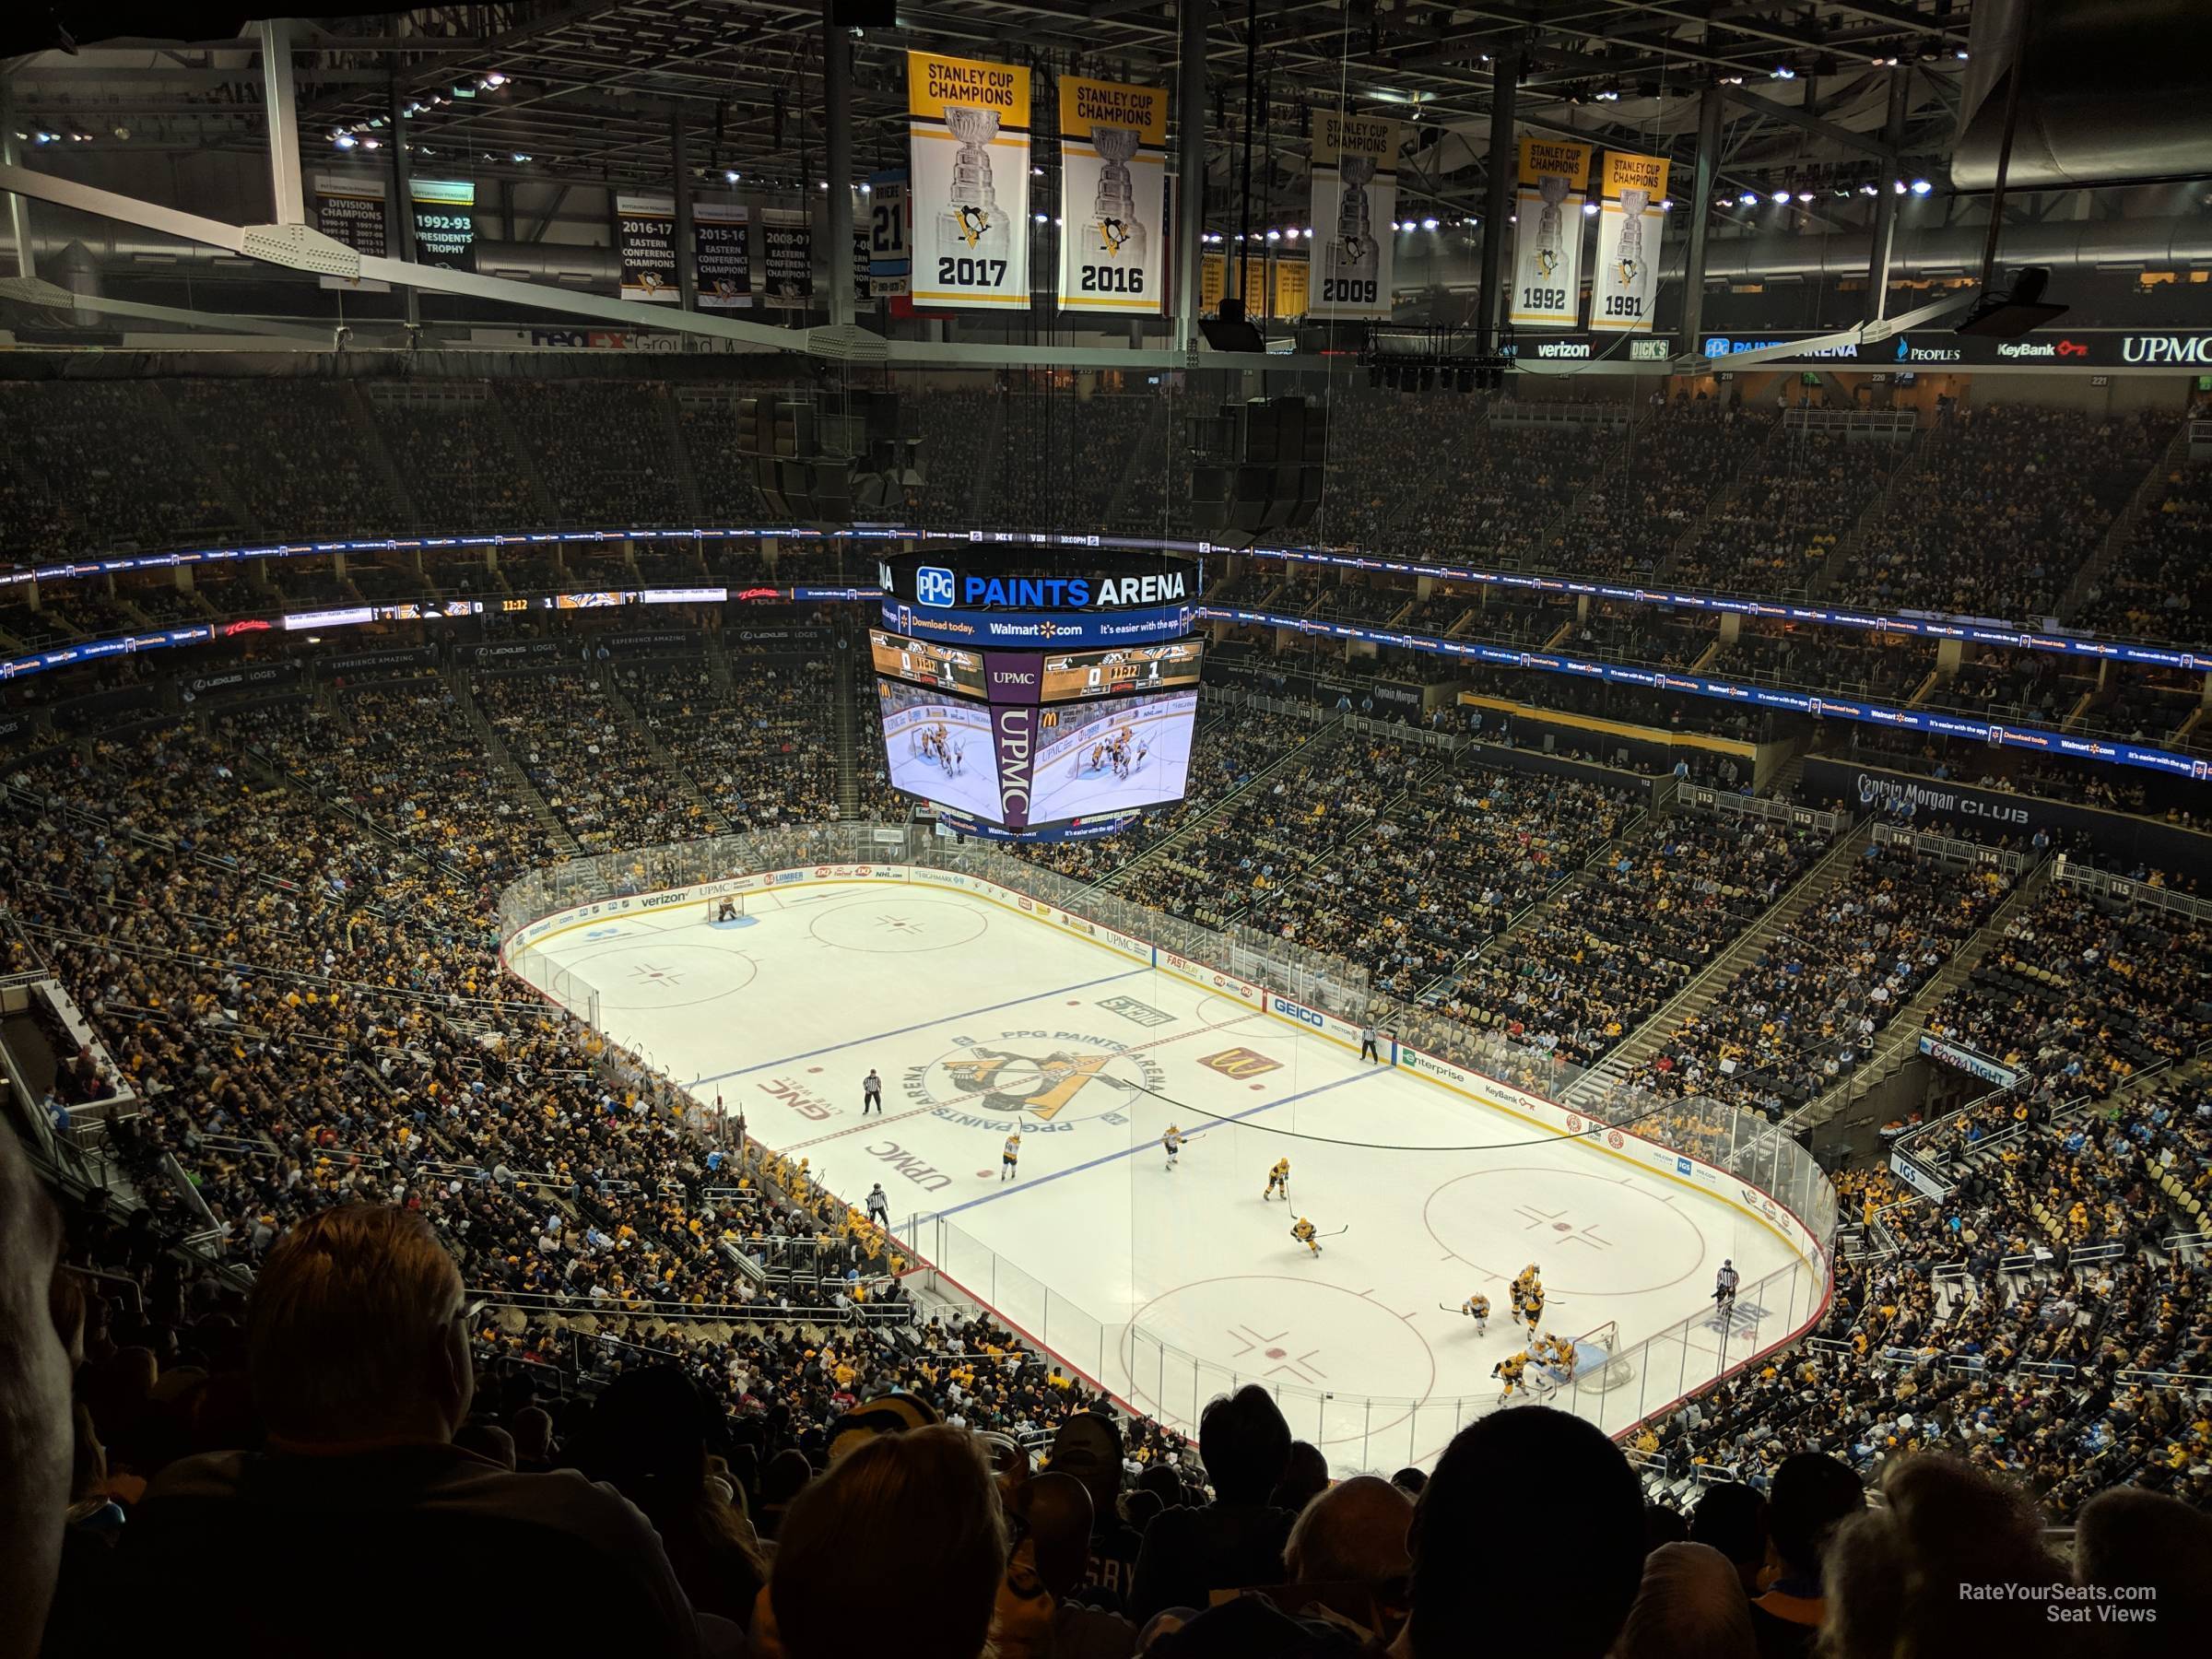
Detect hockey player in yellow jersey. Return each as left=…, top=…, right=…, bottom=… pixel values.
left=1491, top=1350, right=1529, bottom=1402
left=1462, top=1292, right=1490, bottom=1333
left=1522, top=1285, right=1546, bottom=1337
left=1289, top=1216, right=1322, bottom=1255
left=1001, top=1132, right=1021, bottom=1182
left=1264, top=1157, right=1291, bottom=1202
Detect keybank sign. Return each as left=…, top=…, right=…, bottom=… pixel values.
left=2121, top=333, right=2212, bottom=365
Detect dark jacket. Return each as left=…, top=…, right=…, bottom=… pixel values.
left=1127, top=1501, right=1297, bottom=1626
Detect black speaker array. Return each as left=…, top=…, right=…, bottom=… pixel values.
left=735, top=391, right=922, bottom=525
left=1187, top=395, right=1331, bottom=537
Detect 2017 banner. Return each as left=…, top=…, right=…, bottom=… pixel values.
left=313, top=173, right=389, bottom=292
left=1590, top=149, right=1669, bottom=333
left=615, top=194, right=680, bottom=302
left=1308, top=112, right=1398, bottom=319
left=908, top=50, right=1031, bottom=309
left=1057, top=75, right=1167, bottom=315
left=1508, top=137, right=1590, bottom=328
left=694, top=202, right=751, bottom=310
left=761, top=208, right=814, bottom=312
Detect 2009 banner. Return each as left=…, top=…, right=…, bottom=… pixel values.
left=1307, top=112, right=1398, bottom=319
left=1057, top=75, right=1167, bottom=315
left=908, top=50, right=1031, bottom=309
left=1508, top=138, right=1589, bottom=328
left=1590, top=149, right=1669, bottom=333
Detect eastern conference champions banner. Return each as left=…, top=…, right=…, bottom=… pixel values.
left=1509, top=137, right=1590, bottom=328
left=1308, top=112, right=1398, bottom=319
left=615, top=194, right=679, bottom=302
left=761, top=209, right=813, bottom=312
left=1057, top=75, right=1167, bottom=315
left=1591, top=149, right=1669, bottom=333
left=909, top=50, right=1031, bottom=309
left=694, top=202, right=750, bottom=310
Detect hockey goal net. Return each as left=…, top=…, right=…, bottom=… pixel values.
left=705, top=892, right=746, bottom=923
left=1564, top=1320, right=1637, bottom=1393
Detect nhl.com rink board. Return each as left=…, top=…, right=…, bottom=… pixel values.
left=504, top=862, right=1830, bottom=1469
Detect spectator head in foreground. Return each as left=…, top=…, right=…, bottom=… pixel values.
left=1822, top=1453, right=2068, bottom=1659
left=0, top=1124, right=71, bottom=1659
left=771, top=1424, right=1007, bottom=1659
left=1615, top=1543, right=1756, bottom=1659
left=1688, top=1481, right=1769, bottom=1596
left=247, top=1202, right=472, bottom=1446
left=1747, top=1450, right=1865, bottom=1653
left=1269, top=1439, right=1331, bottom=1514
left=2073, top=1486, right=2212, bottom=1659
left=1283, top=1474, right=1414, bottom=1586
left=1400, top=1406, right=1641, bottom=1659
left=1201, top=1382, right=1294, bottom=1503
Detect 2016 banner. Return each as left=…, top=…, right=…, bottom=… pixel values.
left=313, top=173, right=389, bottom=292
left=694, top=202, right=751, bottom=310
left=761, top=208, right=814, bottom=312
left=615, top=194, right=680, bottom=303
left=1308, top=112, right=1398, bottom=319
left=1508, top=137, right=1590, bottom=328
left=1057, top=75, right=1167, bottom=315
left=1590, top=149, right=1669, bottom=333
left=908, top=50, right=1031, bottom=309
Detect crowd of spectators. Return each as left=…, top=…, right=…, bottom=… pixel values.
left=1550, top=404, right=1764, bottom=582
left=1839, top=405, right=2173, bottom=624
left=499, top=382, right=695, bottom=527
left=1672, top=426, right=1886, bottom=595
left=1629, top=841, right=2015, bottom=1116
left=0, top=381, right=237, bottom=563
left=619, top=653, right=841, bottom=830
left=2076, top=458, right=2209, bottom=641
left=473, top=665, right=712, bottom=852
left=368, top=387, right=547, bottom=531
left=171, top=381, right=400, bottom=541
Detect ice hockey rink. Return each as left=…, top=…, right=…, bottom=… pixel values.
left=512, top=877, right=1823, bottom=1472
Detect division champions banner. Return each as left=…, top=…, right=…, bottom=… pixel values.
left=1590, top=149, right=1669, bottom=333
left=908, top=50, right=1031, bottom=309
left=313, top=174, right=389, bottom=292
left=1508, top=137, right=1590, bottom=328
left=1308, top=112, right=1398, bottom=319
left=693, top=202, right=751, bottom=310
left=614, top=194, right=679, bottom=302
left=1057, top=75, right=1167, bottom=315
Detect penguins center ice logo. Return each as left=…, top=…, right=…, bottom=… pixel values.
left=908, top=1030, right=1168, bottom=1129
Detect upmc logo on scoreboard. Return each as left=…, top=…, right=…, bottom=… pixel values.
left=916, top=565, right=959, bottom=607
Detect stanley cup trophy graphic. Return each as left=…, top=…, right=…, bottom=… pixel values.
left=1328, top=153, right=1381, bottom=284
left=1083, top=123, right=1147, bottom=265
left=1614, top=186, right=1651, bottom=288
left=1534, top=171, right=1571, bottom=278
left=936, top=104, right=1009, bottom=261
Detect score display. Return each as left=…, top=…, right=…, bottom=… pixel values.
left=870, top=629, right=987, bottom=698
left=1040, top=640, right=1202, bottom=702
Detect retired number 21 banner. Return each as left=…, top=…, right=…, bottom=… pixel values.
left=1591, top=149, right=1669, bottom=333
left=908, top=50, right=1032, bottom=310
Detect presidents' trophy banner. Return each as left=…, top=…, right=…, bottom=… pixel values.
left=1508, top=138, right=1590, bottom=328
left=1590, top=149, right=1669, bottom=333
left=615, top=194, right=679, bottom=303
left=1307, top=112, right=1398, bottom=319
left=1056, top=74, right=1167, bottom=315
left=908, top=50, right=1032, bottom=309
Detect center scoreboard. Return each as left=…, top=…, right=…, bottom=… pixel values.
left=874, top=549, right=1205, bottom=840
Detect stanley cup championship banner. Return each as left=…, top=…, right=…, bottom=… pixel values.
left=1057, top=75, right=1167, bottom=314
left=1308, top=112, right=1399, bottom=319
left=1508, top=137, right=1590, bottom=328
left=908, top=50, right=1032, bottom=309
left=1591, top=149, right=1670, bottom=333
left=615, top=194, right=679, bottom=302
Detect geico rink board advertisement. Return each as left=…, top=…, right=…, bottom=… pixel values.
left=1057, top=75, right=1168, bottom=315
left=908, top=50, right=1032, bottom=309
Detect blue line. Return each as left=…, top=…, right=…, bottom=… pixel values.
left=921, top=1065, right=1382, bottom=1223
left=683, top=967, right=1150, bottom=1088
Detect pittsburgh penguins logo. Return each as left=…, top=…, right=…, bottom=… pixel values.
left=1100, top=217, right=1133, bottom=256
left=957, top=205, right=992, bottom=247
left=912, top=1033, right=1169, bottom=1125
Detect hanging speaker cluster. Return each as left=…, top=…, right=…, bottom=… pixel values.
left=733, top=389, right=924, bottom=525
left=1185, top=395, right=1330, bottom=538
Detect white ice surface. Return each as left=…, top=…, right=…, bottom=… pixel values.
left=518, top=883, right=1818, bottom=1471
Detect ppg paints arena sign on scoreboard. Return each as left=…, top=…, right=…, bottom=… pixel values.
left=877, top=550, right=1200, bottom=649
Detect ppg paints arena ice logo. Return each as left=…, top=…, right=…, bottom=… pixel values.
left=904, top=1030, right=1167, bottom=1134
